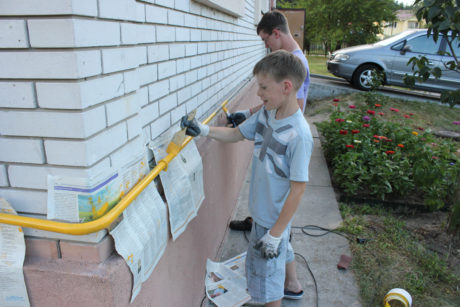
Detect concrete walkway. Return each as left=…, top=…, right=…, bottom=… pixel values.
left=214, top=118, right=362, bottom=307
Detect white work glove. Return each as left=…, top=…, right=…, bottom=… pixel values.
left=180, top=116, right=209, bottom=137
left=254, top=231, right=282, bottom=259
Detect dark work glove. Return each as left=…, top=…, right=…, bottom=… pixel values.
left=226, top=109, right=251, bottom=127
left=180, top=116, right=209, bottom=137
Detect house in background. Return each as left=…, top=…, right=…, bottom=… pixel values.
left=382, top=9, right=425, bottom=38
left=0, top=0, right=271, bottom=306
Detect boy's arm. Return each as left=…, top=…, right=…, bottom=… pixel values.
left=181, top=115, right=244, bottom=143
left=270, top=180, right=307, bottom=237
left=255, top=180, right=306, bottom=258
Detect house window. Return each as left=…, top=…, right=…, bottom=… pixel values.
left=193, top=0, right=245, bottom=17
left=408, top=21, right=419, bottom=29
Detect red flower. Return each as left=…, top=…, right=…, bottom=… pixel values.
left=363, top=123, right=370, bottom=128
left=373, top=135, right=380, bottom=139
left=335, top=118, right=345, bottom=122
left=374, top=139, right=380, bottom=143
left=432, top=156, right=439, bottom=160
left=333, top=98, right=340, bottom=102
left=346, top=144, right=355, bottom=148
left=409, top=113, right=414, bottom=116
left=333, top=103, right=338, bottom=107
left=339, top=130, right=348, bottom=135
left=379, top=112, right=384, bottom=116
left=367, top=110, right=375, bottom=115
left=397, top=144, right=404, bottom=148
left=374, top=104, right=382, bottom=107
left=385, top=150, right=395, bottom=155
left=349, top=105, right=356, bottom=109
left=351, top=129, right=360, bottom=134
left=417, top=127, right=424, bottom=131
left=404, top=114, right=410, bottom=119
left=390, top=107, right=399, bottom=112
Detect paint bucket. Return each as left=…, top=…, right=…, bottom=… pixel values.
left=383, top=288, right=412, bottom=307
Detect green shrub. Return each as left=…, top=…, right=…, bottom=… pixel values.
left=317, top=98, right=460, bottom=210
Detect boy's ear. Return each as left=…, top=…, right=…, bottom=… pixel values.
left=282, top=79, right=294, bottom=95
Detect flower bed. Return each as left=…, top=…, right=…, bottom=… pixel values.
left=317, top=97, right=460, bottom=210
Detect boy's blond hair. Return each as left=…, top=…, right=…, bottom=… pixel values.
left=253, top=50, right=306, bottom=91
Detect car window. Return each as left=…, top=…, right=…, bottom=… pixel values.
left=445, top=37, right=460, bottom=57
left=407, top=35, right=442, bottom=55
left=391, top=41, right=405, bottom=51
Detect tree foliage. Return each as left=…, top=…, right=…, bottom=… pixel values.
left=277, top=0, right=397, bottom=53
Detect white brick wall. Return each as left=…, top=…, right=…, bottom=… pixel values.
left=36, top=74, right=124, bottom=109
left=0, top=138, right=45, bottom=164
left=0, top=82, right=35, bottom=108
left=0, top=19, right=28, bottom=48
left=45, top=122, right=127, bottom=166
left=0, top=0, right=265, bottom=218
left=0, top=51, right=101, bottom=79
left=28, top=19, right=120, bottom=48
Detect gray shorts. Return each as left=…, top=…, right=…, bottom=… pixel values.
left=245, top=222, right=293, bottom=303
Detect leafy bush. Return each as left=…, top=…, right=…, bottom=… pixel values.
left=317, top=96, right=460, bottom=210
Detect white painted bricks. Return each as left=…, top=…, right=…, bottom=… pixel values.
left=0, top=50, right=101, bottom=79
left=0, top=0, right=266, bottom=217
left=36, top=74, right=124, bottom=109
left=0, top=139, right=45, bottom=164
left=0, top=82, right=35, bottom=108
left=0, top=107, right=106, bottom=138
left=45, top=122, right=127, bottom=167
left=28, top=19, right=120, bottom=48
left=0, top=0, right=98, bottom=16
left=0, top=20, right=28, bottom=48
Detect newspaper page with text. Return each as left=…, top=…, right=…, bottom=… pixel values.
left=110, top=182, right=168, bottom=303
left=0, top=198, right=30, bottom=307
left=149, top=132, right=204, bottom=240
left=47, top=155, right=148, bottom=222
left=205, top=252, right=250, bottom=307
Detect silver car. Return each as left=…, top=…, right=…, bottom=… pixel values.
left=327, top=29, right=460, bottom=92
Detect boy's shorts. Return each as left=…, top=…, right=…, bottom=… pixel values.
left=245, top=222, right=292, bottom=303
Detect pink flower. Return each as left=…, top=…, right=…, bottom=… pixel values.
left=453, top=121, right=460, bottom=125
left=335, top=118, right=345, bottom=122
left=367, top=110, right=376, bottom=115
left=379, top=112, right=384, bottom=116
left=349, top=105, right=356, bottom=109
left=404, top=114, right=410, bottom=119
left=390, top=107, right=399, bottom=112
left=362, top=123, right=370, bottom=128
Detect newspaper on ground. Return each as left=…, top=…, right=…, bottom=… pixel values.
left=110, top=182, right=168, bottom=303
left=205, top=252, right=251, bottom=307
left=149, top=131, right=204, bottom=240
left=0, top=198, right=30, bottom=307
left=47, top=154, right=148, bottom=222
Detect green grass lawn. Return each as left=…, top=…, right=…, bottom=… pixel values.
left=306, top=55, right=335, bottom=77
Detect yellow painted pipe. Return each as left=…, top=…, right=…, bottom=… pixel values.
left=0, top=100, right=228, bottom=235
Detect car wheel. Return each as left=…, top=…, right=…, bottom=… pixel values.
left=352, top=64, right=381, bottom=91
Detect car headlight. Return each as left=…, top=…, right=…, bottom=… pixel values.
left=334, top=54, right=350, bottom=62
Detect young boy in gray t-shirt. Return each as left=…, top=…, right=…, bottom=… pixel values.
left=181, top=50, right=313, bottom=306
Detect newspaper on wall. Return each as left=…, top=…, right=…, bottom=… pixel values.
left=0, top=198, right=30, bottom=307
left=47, top=155, right=148, bottom=222
left=110, top=182, right=168, bottom=303
left=205, top=252, right=251, bottom=307
left=149, top=132, right=204, bottom=240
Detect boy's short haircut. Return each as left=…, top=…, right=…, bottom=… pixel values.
left=257, top=10, right=289, bottom=35
left=253, top=50, right=306, bottom=91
